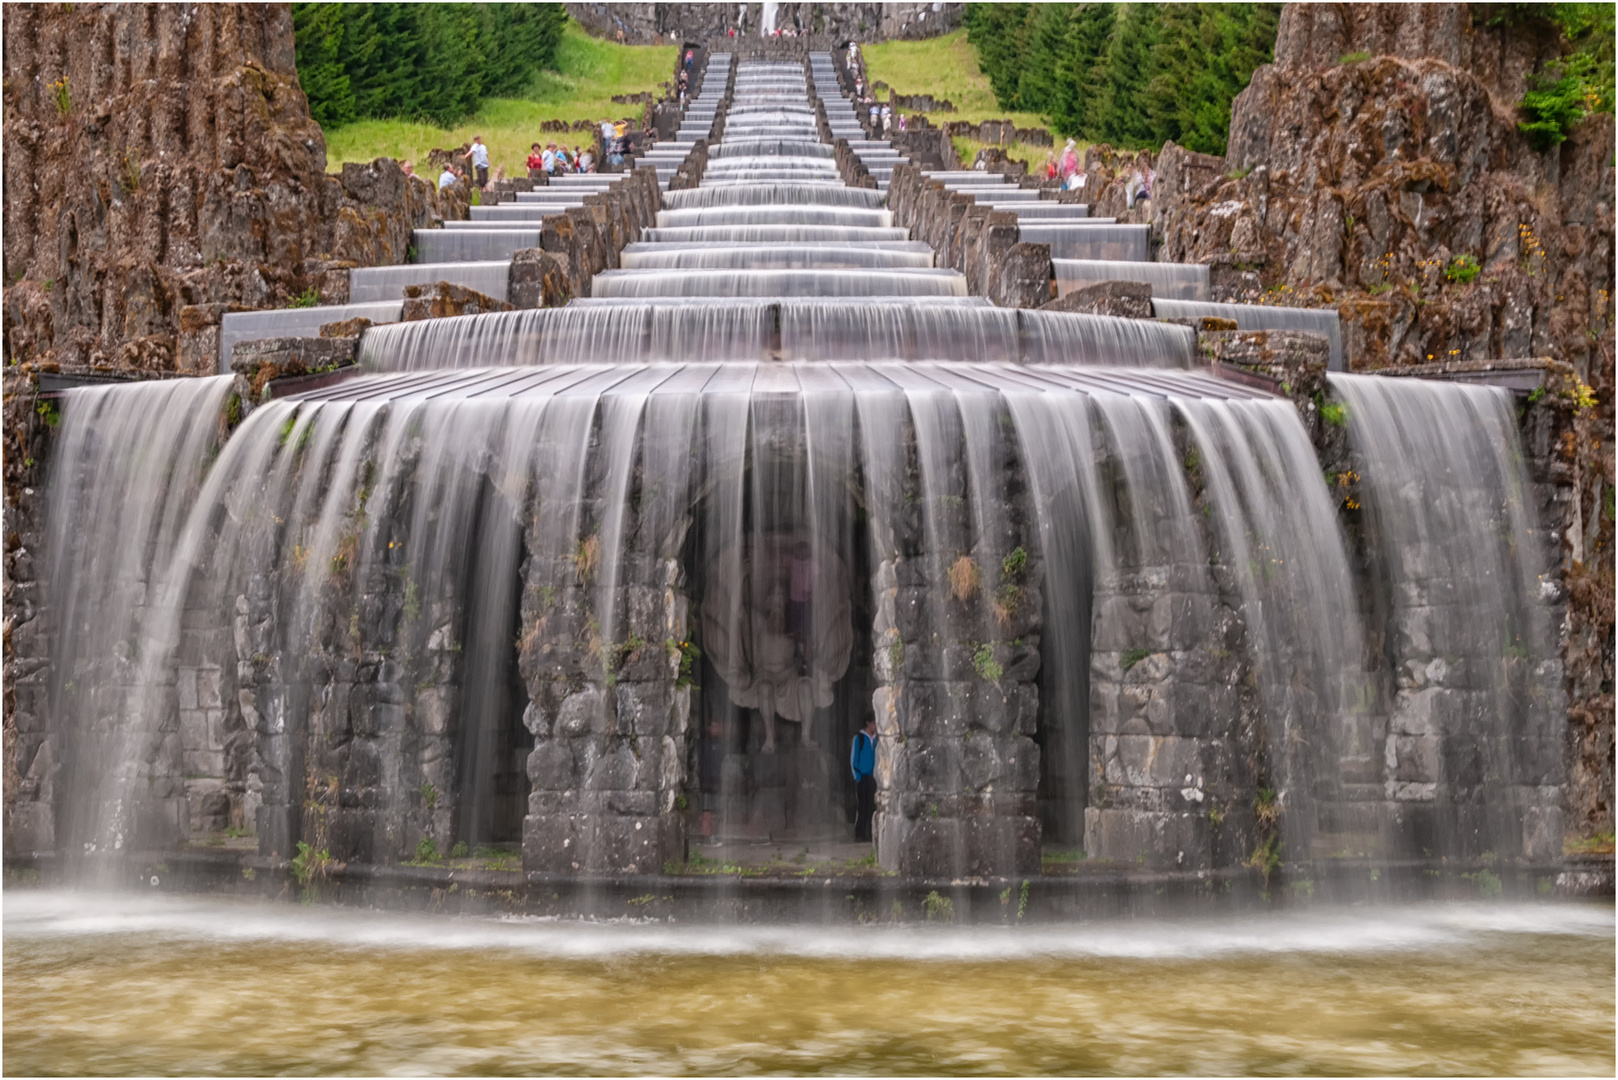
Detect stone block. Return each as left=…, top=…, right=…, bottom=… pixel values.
left=556, top=688, right=614, bottom=737
left=1385, top=733, right=1440, bottom=783
left=1520, top=803, right=1564, bottom=862
left=616, top=682, right=672, bottom=737
left=584, top=743, right=643, bottom=791
left=183, top=748, right=225, bottom=778
left=4, top=802, right=55, bottom=854
left=1083, top=806, right=1211, bottom=868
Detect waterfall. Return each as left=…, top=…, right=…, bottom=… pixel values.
left=1329, top=374, right=1562, bottom=859
left=27, top=53, right=1563, bottom=885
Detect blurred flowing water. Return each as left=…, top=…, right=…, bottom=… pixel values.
left=4, top=890, right=1611, bottom=1075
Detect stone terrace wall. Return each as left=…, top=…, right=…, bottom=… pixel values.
left=886, top=163, right=1051, bottom=308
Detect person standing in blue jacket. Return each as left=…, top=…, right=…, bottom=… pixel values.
left=851, top=716, right=878, bottom=842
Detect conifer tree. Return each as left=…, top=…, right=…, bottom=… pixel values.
left=964, top=3, right=1033, bottom=110
left=292, top=4, right=355, bottom=128
left=1016, top=4, right=1076, bottom=120
left=1092, top=3, right=1160, bottom=147
left=292, top=3, right=568, bottom=130
left=963, top=1, right=1279, bottom=153
left=1057, top=2, right=1116, bottom=140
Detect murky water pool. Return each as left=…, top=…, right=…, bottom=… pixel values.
left=4, top=891, right=1611, bottom=1075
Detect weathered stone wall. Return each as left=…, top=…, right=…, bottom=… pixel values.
left=1, top=370, right=51, bottom=850
left=1, top=3, right=467, bottom=374
left=870, top=399, right=1044, bottom=878
left=526, top=166, right=663, bottom=302
left=518, top=429, right=691, bottom=876
left=886, top=163, right=1052, bottom=308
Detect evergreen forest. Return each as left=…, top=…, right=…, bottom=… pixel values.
left=963, top=2, right=1281, bottom=154
left=292, top=3, right=569, bottom=128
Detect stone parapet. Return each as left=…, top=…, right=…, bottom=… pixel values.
left=886, top=164, right=1052, bottom=309
left=869, top=404, right=1044, bottom=878
left=1041, top=280, right=1153, bottom=319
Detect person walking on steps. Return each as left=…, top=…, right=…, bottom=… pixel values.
left=851, top=716, right=878, bottom=842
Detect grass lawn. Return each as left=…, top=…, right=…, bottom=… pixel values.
left=952, top=135, right=1063, bottom=174
left=321, top=20, right=676, bottom=175
left=861, top=30, right=1048, bottom=130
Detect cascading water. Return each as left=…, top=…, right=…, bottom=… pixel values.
left=32, top=54, right=1562, bottom=887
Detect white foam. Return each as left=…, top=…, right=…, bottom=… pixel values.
left=5, top=890, right=1608, bottom=961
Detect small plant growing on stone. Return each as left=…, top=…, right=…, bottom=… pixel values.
left=49, top=75, right=71, bottom=116
left=1338, top=50, right=1371, bottom=64
left=667, top=637, right=699, bottom=687
left=1519, top=52, right=1604, bottom=149
left=35, top=399, right=60, bottom=428
left=421, top=780, right=438, bottom=810
left=922, top=889, right=954, bottom=922
left=1313, top=391, right=1348, bottom=427
left=1247, top=832, right=1282, bottom=884
left=415, top=836, right=441, bottom=863
left=1254, top=786, right=1281, bottom=828
left=290, top=287, right=320, bottom=308
left=117, top=149, right=141, bottom=193
left=291, top=840, right=332, bottom=889
left=887, top=637, right=904, bottom=674
left=451, top=841, right=468, bottom=858
left=1017, top=878, right=1030, bottom=920
left=1444, top=253, right=1480, bottom=284
left=1463, top=867, right=1503, bottom=898
left=948, top=554, right=979, bottom=602
left=574, top=533, right=600, bottom=583
left=1120, top=647, right=1152, bottom=672
left=992, top=583, right=1022, bottom=626
left=1001, top=546, right=1027, bottom=576
left=972, top=642, right=1002, bottom=683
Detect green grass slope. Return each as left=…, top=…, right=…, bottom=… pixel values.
left=861, top=30, right=1047, bottom=129
left=322, top=20, right=675, bottom=174
left=860, top=29, right=1064, bottom=171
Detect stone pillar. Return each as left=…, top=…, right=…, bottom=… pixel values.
left=519, top=450, right=692, bottom=875
left=870, top=399, right=1043, bottom=878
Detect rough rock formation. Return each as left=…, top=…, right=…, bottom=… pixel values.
left=1, top=3, right=466, bottom=374
left=1150, top=4, right=1613, bottom=381
left=1132, top=3, right=1615, bottom=840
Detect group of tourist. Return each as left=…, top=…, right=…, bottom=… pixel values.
left=527, top=140, right=595, bottom=177
left=1040, top=138, right=1155, bottom=206
left=861, top=100, right=901, bottom=134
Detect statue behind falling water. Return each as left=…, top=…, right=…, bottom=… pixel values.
left=702, top=534, right=852, bottom=753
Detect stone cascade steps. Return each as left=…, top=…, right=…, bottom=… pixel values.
left=395, top=58, right=731, bottom=278
left=590, top=57, right=966, bottom=300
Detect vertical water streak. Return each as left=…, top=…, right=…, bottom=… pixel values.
left=1329, top=374, right=1558, bottom=858
left=1003, top=389, right=1112, bottom=846
left=45, top=376, right=236, bottom=856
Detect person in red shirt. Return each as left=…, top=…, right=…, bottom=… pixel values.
left=526, top=142, right=545, bottom=179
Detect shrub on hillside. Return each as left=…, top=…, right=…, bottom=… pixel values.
left=963, top=2, right=1280, bottom=154
left=293, top=3, right=567, bottom=129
